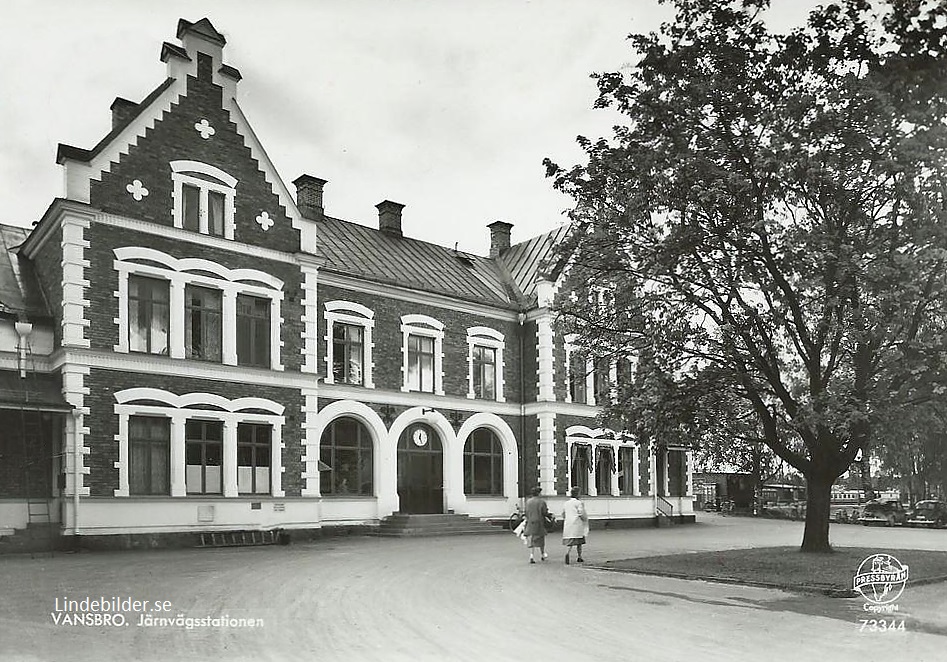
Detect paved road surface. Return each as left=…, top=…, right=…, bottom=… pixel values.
left=1, top=514, right=944, bottom=662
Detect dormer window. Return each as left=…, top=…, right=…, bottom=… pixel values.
left=171, top=160, right=237, bottom=239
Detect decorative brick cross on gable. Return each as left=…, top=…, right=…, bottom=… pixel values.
left=125, top=179, right=149, bottom=201
left=256, top=211, right=274, bottom=231
left=194, top=119, right=216, bottom=139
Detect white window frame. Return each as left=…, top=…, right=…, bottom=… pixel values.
left=113, top=388, right=285, bottom=498
left=400, top=314, right=444, bottom=395
left=565, top=426, right=624, bottom=497
left=170, top=160, right=237, bottom=240
left=113, top=247, right=283, bottom=370
left=323, top=300, right=375, bottom=388
left=466, top=326, right=505, bottom=402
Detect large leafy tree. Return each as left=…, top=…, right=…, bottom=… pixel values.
left=546, top=0, right=947, bottom=551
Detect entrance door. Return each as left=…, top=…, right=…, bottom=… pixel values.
left=397, top=423, right=443, bottom=514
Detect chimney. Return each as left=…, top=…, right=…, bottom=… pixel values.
left=293, top=175, right=327, bottom=219
left=487, top=221, right=513, bottom=258
left=110, top=97, right=138, bottom=129
left=376, top=200, right=405, bottom=237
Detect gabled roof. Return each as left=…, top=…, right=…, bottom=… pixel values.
left=317, top=217, right=523, bottom=308
left=0, top=225, right=49, bottom=321
left=56, top=78, right=175, bottom=165
left=499, top=224, right=571, bottom=305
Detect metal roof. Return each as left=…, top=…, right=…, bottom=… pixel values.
left=317, top=216, right=524, bottom=308
left=0, top=225, right=49, bottom=320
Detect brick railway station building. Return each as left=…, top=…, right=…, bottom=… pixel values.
left=0, top=18, right=694, bottom=547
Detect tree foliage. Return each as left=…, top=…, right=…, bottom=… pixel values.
left=546, top=0, right=947, bottom=551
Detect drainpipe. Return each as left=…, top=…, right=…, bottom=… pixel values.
left=72, top=409, right=81, bottom=535
left=14, top=321, right=32, bottom=378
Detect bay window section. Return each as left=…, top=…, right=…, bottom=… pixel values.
left=128, top=416, right=170, bottom=495
left=128, top=275, right=169, bottom=355
left=237, top=423, right=271, bottom=495
left=618, top=446, right=636, bottom=495
left=185, top=285, right=222, bottom=362
left=186, top=420, right=223, bottom=495
left=237, top=294, right=271, bottom=368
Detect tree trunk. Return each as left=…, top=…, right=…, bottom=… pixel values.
left=801, top=474, right=833, bottom=553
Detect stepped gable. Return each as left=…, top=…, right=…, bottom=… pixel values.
left=0, top=225, right=49, bottom=321
left=55, top=17, right=301, bottom=253
left=317, top=215, right=521, bottom=308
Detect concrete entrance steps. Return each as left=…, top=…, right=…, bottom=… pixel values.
left=376, top=513, right=506, bottom=537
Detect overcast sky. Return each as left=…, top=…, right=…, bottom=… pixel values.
left=0, top=0, right=817, bottom=255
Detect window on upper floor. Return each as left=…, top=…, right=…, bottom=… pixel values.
left=115, top=247, right=283, bottom=370
left=323, top=301, right=375, bottom=388
left=406, top=334, right=435, bottom=393
left=569, top=350, right=588, bottom=404
left=400, top=315, right=444, bottom=395
left=171, top=160, right=237, bottom=239
left=128, top=275, right=170, bottom=355
left=185, top=285, right=222, bottom=362
left=333, top=323, right=364, bottom=385
left=472, top=346, right=496, bottom=399
left=236, top=294, right=271, bottom=368
left=593, top=358, right=611, bottom=405
left=466, top=327, right=505, bottom=402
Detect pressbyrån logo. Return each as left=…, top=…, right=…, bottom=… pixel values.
left=853, top=553, right=909, bottom=605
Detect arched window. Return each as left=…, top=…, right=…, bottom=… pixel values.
left=464, top=428, right=503, bottom=496
left=320, top=417, right=373, bottom=496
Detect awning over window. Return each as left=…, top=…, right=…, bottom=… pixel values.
left=0, top=371, right=71, bottom=412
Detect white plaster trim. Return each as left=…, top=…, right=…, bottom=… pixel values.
left=456, top=412, right=518, bottom=504
left=86, top=79, right=186, bottom=187
left=225, top=100, right=315, bottom=254
left=307, top=400, right=392, bottom=515
left=300, top=265, right=319, bottom=375
left=95, top=212, right=297, bottom=264
left=113, top=388, right=285, bottom=498
left=536, top=313, right=555, bottom=402
left=114, top=387, right=285, bottom=414
left=323, top=301, right=375, bottom=388
left=170, top=162, right=237, bottom=240
left=113, top=246, right=283, bottom=289
left=388, top=407, right=458, bottom=514
left=400, top=315, right=444, bottom=395
left=61, top=213, right=91, bottom=348
left=466, top=326, right=505, bottom=402
left=537, top=412, right=556, bottom=495
left=113, top=247, right=283, bottom=369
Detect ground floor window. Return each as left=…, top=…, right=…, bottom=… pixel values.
left=570, top=444, right=590, bottom=495
left=237, top=423, right=271, bottom=495
left=464, top=428, right=503, bottom=496
left=129, top=416, right=170, bottom=495
left=595, top=446, right=615, bottom=496
left=320, top=417, right=373, bottom=495
left=618, top=446, right=635, bottom=495
left=186, top=420, right=223, bottom=494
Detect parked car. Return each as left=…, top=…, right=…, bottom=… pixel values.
left=858, top=498, right=908, bottom=527
left=906, top=500, right=947, bottom=528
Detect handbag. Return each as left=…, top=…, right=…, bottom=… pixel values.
left=544, top=512, right=556, bottom=532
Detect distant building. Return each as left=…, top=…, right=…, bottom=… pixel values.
left=0, top=18, right=694, bottom=548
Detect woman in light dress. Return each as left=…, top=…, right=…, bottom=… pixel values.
left=561, top=486, right=589, bottom=564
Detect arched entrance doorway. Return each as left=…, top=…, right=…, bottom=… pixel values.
left=397, top=423, right=443, bottom=514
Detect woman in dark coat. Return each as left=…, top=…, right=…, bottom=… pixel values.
left=523, top=486, right=550, bottom=563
